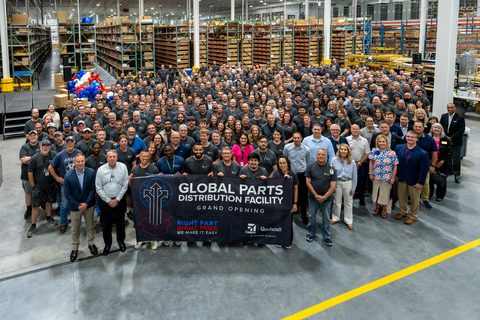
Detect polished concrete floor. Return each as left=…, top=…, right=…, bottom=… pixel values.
left=1, top=51, right=480, bottom=318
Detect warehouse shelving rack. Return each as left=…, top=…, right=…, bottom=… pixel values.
left=207, top=21, right=245, bottom=67
left=9, top=23, right=51, bottom=90
left=252, top=22, right=283, bottom=67
left=292, top=22, right=322, bottom=66
left=75, top=18, right=97, bottom=72
left=138, top=19, right=155, bottom=72
left=58, top=19, right=75, bottom=69
left=155, top=23, right=190, bottom=70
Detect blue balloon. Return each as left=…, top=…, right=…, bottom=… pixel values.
left=73, top=94, right=77, bottom=98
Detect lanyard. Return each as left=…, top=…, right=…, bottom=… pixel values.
left=166, top=157, right=176, bottom=174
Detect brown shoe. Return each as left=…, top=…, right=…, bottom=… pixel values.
left=330, top=220, right=336, bottom=225
left=404, top=218, right=416, bottom=225
left=395, top=213, right=406, bottom=220
left=347, top=224, right=353, bottom=230
left=60, top=225, right=67, bottom=233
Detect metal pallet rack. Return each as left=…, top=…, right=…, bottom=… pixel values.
left=292, top=22, right=322, bottom=66
left=9, top=23, right=51, bottom=90
left=75, top=18, right=97, bottom=72
left=138, top=19, right=155, bottom=72
left=155, top=23, right=190, bottom=70
left=252, top=22, right=283, bottom=67
left=58, top=19, right=75, bottom=69
left=331, top=21, right=355, bottom=68
left=207, top=21, right=244, bottom=67
left=96, top=18, right=138, bottom=76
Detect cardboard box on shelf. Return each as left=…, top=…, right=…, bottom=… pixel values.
left=18, top=28, right=28, bottom=34
left=66, top=19, right=72, bottom=24
left=54, top=73, right=64, bottom=83
left=54, top=94, right=68, bottom=108
left=22, top=57, right=29, bottom=65
left=123, top=35, right=136, bottom=41
left=57, top=11, right=66, bottom=23
left=88, top=54, right=95, bottom=62
left=11, top=14, right=28, bottom=25
left=55, top=82, right=66, bottom=91
left=141, top=16, right=152, bottom=19
left=60, top=89, right=69, bottom=95
left=145, top=62, right=154, bottom=68
left=60, top=47, right=67, bottom=54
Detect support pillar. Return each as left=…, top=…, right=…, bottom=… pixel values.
left=0, top=0, right=12, bottom=92
left=323, top=0, right=331, bottom=62
left=305, top=0, right=309, bottom=20
left=231, top=0, right=235, bottom=20
left=419, top=0, right=427, bottom=55
left=36, top=0, right=39, bottom=24
left=117, top=0, right=120, bottom=16
left=387, top=1, right=395, bottom=21
left=403, top=0, right=411, bottom=20
left=432, top=0, right=459, bottom=118
left=139, top=0, right=144, bottom=18
left=40, top=0, right=44, bottom=24
left=246, top=0, right=248, bottom=20
left=193, top=0, right=200, bottom=67
left=352, top=0, right=357, bottom=34
left=26, top=0, right=29, bottom=17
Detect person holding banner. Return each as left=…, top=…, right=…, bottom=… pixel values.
left=232, top=133, right=254, bottom=167
left=305, top=148, right=337, bottom=246
left=184, top=142, right=214, bottom=247
left=96, top=150, right=129, bottom=255
left=239, top=153, right=268, bottom=179
left=157, top=144, right=185, bottom=175
left=251, top=136, right=277, bottom=178
left=214, top=147, right=241, bottom=177
left=129, top=150, right=160, bottom=251
left=273, top=156, right=298, bottom=249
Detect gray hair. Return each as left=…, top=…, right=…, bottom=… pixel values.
left=429, top=123, right=445, bottom=138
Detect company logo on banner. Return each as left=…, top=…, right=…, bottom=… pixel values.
left=246, top=223, right=257, bottom=234
left=138, top=178, right=173, bottom=237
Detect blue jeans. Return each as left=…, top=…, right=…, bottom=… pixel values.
left=60, top=186, right=69, bottom=226
left=307, top=197, right=332, bottom=240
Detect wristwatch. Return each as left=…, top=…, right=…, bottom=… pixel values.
left=294, top=202, right=298, bottom=205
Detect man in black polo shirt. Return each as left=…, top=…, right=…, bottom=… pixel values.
left=251, top=135, right=278, bottom=178
left=24, top=109, right=43, bottom=138
left=239, top=153, right=268, bottom=179
left=214, top=147, right=241, bottom=177
left=198, top=129, right=219, bottom=164
left=19, top=130, right=40, bottom=219
left=76, top=128, right=97, bottom=157
left=184, top=142, right=213, bottom=247
left=27, top=140, right=58, bottom=238
left=85, top=142, right=107, bottom=173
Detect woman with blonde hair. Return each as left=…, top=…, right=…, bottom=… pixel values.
left=368, top=134, right=399, bottom=218
left=267, top=99, right=279, bottom=118
left=44, top=103, right=61, bottom=128
left=331, top=144, right=357, bottom=229
left=411, top=108, right=430, bottom=133
left=248, top=125, right=261, bottom=149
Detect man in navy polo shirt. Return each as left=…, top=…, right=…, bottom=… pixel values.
left=160, top=131, right=190, bottom=160
left=118, top=126, right=147, bottom=161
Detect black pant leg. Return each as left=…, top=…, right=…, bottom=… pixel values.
left=297, top=172, right=308, bottom=217
left=451, top=145, right=461, bottom=176
left=115, top=197, right=127, bottom=244
left=100, top=199, right=113, bottom=246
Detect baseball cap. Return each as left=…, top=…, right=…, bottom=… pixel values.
left=63, top=122, right=71, bottom=127
left=83, top=128, right=92, bottom=132
left=65, top=136, right=75, bottom=142
left=77, top=120, right=86, bottom=126
left=47, top=123, right=57, bottom=128
left=53, top=131, right=63, bottom=137
left=187, top=116, right=195, bottom=121
left=40, top=139, right=51, bottom=146
left=28, top=130, right=37, bottom=135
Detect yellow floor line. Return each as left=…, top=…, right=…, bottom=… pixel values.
left=283, top=238, right=480, bottom=319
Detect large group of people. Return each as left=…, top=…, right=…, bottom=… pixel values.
left=18, top=60, right=466, bottom=261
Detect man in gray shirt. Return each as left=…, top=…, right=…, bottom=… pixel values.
left=305, top=148, right=337, bottom=246
left=239, top=153, right=268, bottom=179
left=214, top=147, right=241, bottom=177
left=96, top=150, right=129, bottom=255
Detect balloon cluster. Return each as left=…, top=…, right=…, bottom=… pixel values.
left=66, top=70, right=112, bottom=101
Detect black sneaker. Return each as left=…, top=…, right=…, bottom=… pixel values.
left=435, top=197, right=443, bottom=202
left=359, top=200, right=366, bottom=207
left=306, top=234, right=315, bottom=242
left=27, top=224, right=36, bottom=238
left=202, top=241, right=211, bottom=247
left=324, top=238, right=333, bottom=246
left=127, top=211, right=134, bottom=221
left=187, top=241, right=195, bottom=247
left=24, top=207, right=32, bottom=220
left=54, top=206, right=61, bottom=215
left=302, top=216, right=308, bottom=225
left=46, top=216, right=58, bottom=227
left=455, top=175, right=461, bottom=183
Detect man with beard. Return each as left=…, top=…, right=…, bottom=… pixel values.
left=124, top=126, right=147, bottom=158
left=85, top=142, right=107, bottom=173
left=128, top=111, right=148, bottom=139
left=20, top=130, right=40, bottom=219
left=24, top=109, right=43, bottom=137
left=96, top=129, right=114, bottom=155
left=110, top=120, right=127, bottom=146
left=239, top=152, right=268, bottom=179
left=73, top=106, right=88, bottom=132
left=27, top=140, right=58, bottom=238
left=157, top=144, right=185, bottom=175
left=103, top=112, right=118, bottom=139
left=198, top=129, right=219, bottom=164
left=143, top=124, right=157, bottom=145
left=151, top=115, right=164, bottom=133
left=159, top=117, right=173, bottom=144
left=61, top=122, right=80, bottom=142
left=48, top=136, right=81, bottom=233
left=75, top=128, right=97, bottom=157
left=52, top=131, right=65, bottom=153
left=251, top=135, right=278, bottom=178
left=129, top=150, right=160, bottom=251
left=184, top=142, right=213, bottom=247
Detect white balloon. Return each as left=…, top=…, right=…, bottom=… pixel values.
left=107, top=92, right=113, bottom=98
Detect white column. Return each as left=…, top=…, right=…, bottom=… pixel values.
left=117, top=0, right=120, bottom=16
left=0, top=0, right=10, bottom=79
left=419, top=0, right=427, bottom=55
left=478, top=0, right=480, bottom=18
left=36, top=0, right=39, bottom=24
left=246, top=0, right=248, bottom=20
left=40, top=0, right=44, bottom=24
left=352, top=0, right=357, bottom=33
left=432, top=0, right=459, bottom=118
left=26, top=0, right=29, bottom=17
left=305, top=0, right=309, bottom=20
left=139, top=0, right=144, bottom=17
left=323, top=0, right=331, bottom=61
left=231, top=0, right=235, bottom=20
left=194, top=0, right=200, bottom=67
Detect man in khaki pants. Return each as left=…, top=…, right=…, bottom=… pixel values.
left=63, top=153, right=98, bottom=262
left=394, top=131, right=430, bottom=225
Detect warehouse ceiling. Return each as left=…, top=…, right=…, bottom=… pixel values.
left=11, top=0, right=383, bottom=21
